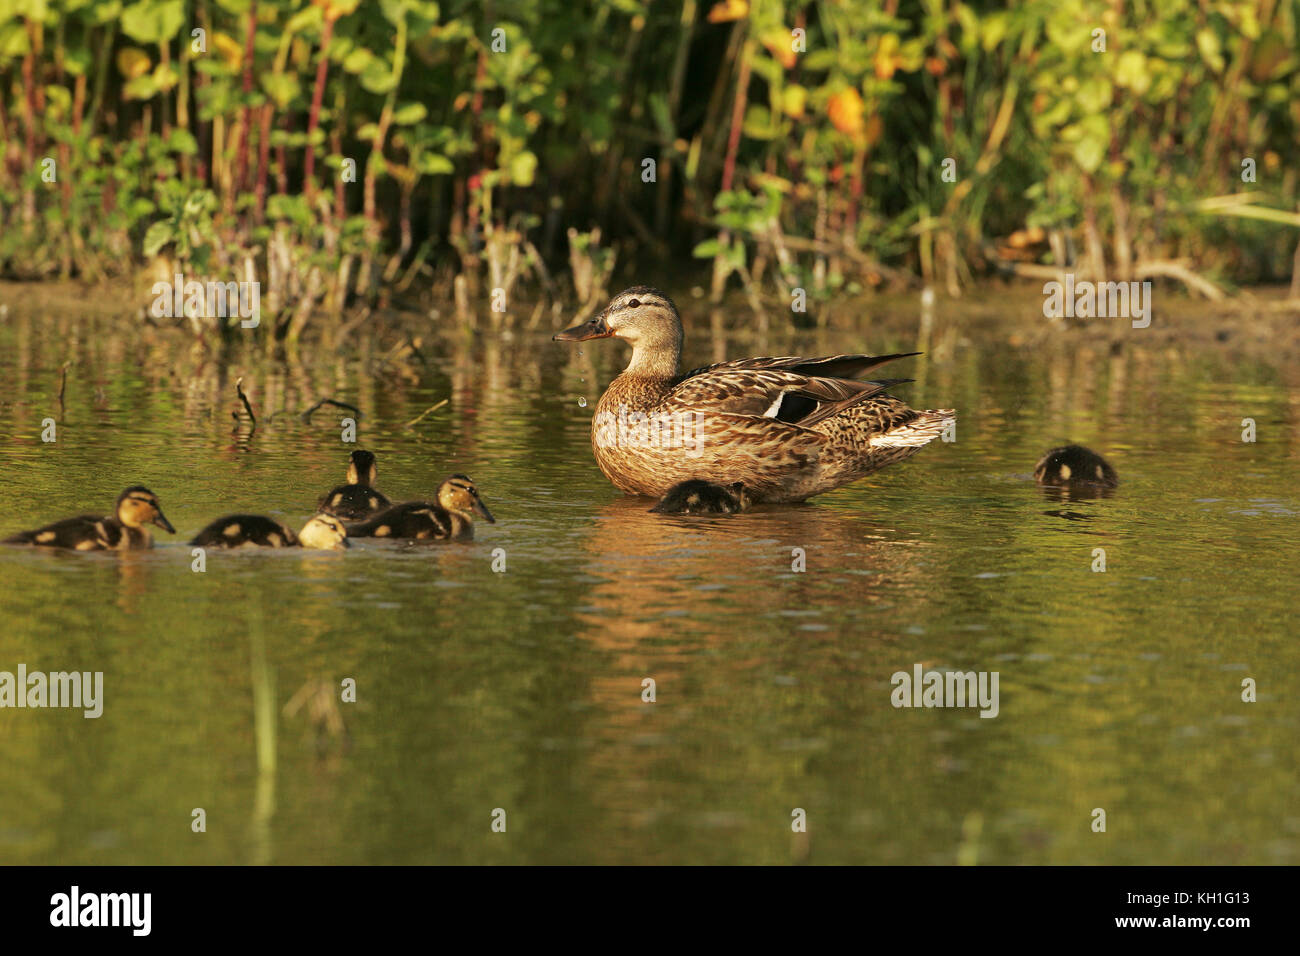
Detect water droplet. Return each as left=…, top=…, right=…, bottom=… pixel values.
left=577, top=396, right=587, bottom=408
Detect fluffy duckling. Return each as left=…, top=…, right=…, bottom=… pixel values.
left=1034, top=445, right=1119, bottom=488
left=190, top=513, right=349, bottom=551
left=650, top=480, right=752, bottom=515
left=3, top=486, right=174, bottom=550
left=347, top=474, right=494, bottom=541
left=318, top=449, right=392, bottom=520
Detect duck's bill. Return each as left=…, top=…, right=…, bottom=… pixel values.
left=153, top=513, right=176, bottom=534
left=474, top=499, right=496, bottom=523
left=552, top=315, right=611, bottom=341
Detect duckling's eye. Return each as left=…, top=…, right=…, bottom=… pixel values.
left=627, top=298, right=640, bottom=308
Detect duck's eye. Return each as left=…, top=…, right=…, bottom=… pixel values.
left=627, top=298, right=640, bottom=308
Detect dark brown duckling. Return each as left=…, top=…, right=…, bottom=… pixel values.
left=347, top=474, right=494, bottom=541
left=1034, top=445, right=1118, bottom=487
left=318, top=449, right=392, bottom=520
left=650, top=480, right=752, bottom=515
left=190, top=513, right=348, bottom=551
left=3, top=485, right=175, bottom=550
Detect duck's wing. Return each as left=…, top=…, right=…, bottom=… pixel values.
left=5, top=514, right=114, bottom=548
left=662, top=368, right=912, bottom=430
left=678, top=351, right=919, bottom=383
left=347, top=501, right=446, bottom=537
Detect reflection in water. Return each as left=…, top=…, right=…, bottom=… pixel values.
left=0, top=294, right=1297, bottom=864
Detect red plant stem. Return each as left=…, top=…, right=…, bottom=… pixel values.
left=20, top=27, right=37, bottom=172
left=72, top=73, right=85, bottom=139
left=276, top=110, right=289, bottom=194
left=332, top=87, right=345, bottom=222
left=255, top=103, right=272, bottom=221
left=159, top=41, right=171, bottom=136
left=304, top=16, right=335, bottom=199
left=719, top=37, right=751, bottom=194
left=235, top=4, right=257, bottom=196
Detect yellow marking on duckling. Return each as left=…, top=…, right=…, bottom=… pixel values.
left=374, top=525, right=391, bottom=537
left=223, top=523, right=242, bottom=537
left=267, top=533, right=282, bottom=547
left=369, top=497, right=379, bottom=508
left=35, top=531, right=55, bottom=543
left=332, top=494, right=344, bottom=506
left=75, top=540, right=97, bottom=551
left=1058, top=464, right=1072, bottom=480
left=1095, top=466, right=1104, bottom=480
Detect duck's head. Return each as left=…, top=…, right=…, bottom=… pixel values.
left=116, top=486, right=175, bottom=533
left=298, top=514, right=349, bottom=550
left=346, top=449, right=378, bottom=487
left=553, top=287, right=683, bottom=371
left=437, top=474, right=495, bottom=523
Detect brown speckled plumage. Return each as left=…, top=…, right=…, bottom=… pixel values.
left=346, top=474, right=495, bottom=541
left=3, top=486, right=175, bottom=550
left=318, top=449, right=392, bottom=519
left=555, top=288, right=955, bottom=503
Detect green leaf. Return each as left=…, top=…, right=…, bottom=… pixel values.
left=1196, top=28, right=1224, bottom=73
left=508, top=150, right=537, bottom=186
left=123, top=74, right=159, bottom=100
left=342, top=48, right=374, bottom=74
left=392, top=102, right=427, bottom=125
left=121, top=1, right=184, bottom=44
left=166, top=128, right=198, bottom=155
left=143, top=221, right=175, bottom=258
left=360, top=62, right=397, bottom=95
left=416, top=153, right=454, bottom=175
left=285, top=5, right=322, bottom=34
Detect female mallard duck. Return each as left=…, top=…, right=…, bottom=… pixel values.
left=318, top=449, right=392, bottom=520
left=1034, top=445, right=1118, bottom=487
left=650, top=480, right=752, bottom=515
left=190, top=513, right=349, bottom=550
left=553, top=287, right=955, bottom=503
left=3, top=486, right=174, bottom=550
left=347, top=475, right=494, bottom=541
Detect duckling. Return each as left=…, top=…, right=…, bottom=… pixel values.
left=347, top=474, right=494, bottom=541
left=3, top=486, right=175, bottom=550
left=650, top=480, right=752, bottom=515
left=317, top=449, right=392, bottom=520
left=1034, top=445, right=1119, bottom=487
left=190, top=513, right=349, bottom=551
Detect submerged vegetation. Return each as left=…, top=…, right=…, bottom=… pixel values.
left=0, top=0, right=1298, bottom=338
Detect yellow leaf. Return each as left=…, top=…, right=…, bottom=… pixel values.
left=761, top=27, right=796, bottom=70
left=828, top=87, right=865, bottom=136
left=213, top=32, right=242, bottom=71
left=875, top=33, right=900, bottom=79
left=116, top=48, right=152, bottom=80
left=781, top=84, right=806, bottom=119
left=707, top=0, right=748, bottom=24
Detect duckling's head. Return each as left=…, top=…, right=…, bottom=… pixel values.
left=1034, top=444, right=1118, bottom=488
left=298, top=514, right=349, bottom=550
left=116, top=486, right=175, bottom=533
left=651, top=479, right=751, bottom=515
left=437, top=474, right=495, bottom=523
left=346, top=449, right=378, bottom=487
left=727, top=481, right=753, bottom=511
left=553, top=287, right=683, bottom=373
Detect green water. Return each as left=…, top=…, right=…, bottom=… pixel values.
left=0, top=298, right=1296, bottom=865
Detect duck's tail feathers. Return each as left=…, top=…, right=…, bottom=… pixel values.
left=869, top=408, right=955, bottom=449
